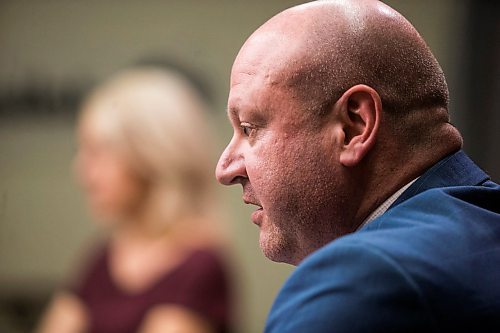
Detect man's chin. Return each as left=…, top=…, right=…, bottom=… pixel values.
left=258, top=225, right=296, bottom=265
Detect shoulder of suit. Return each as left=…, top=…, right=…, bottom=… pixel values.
left=296, top=183, right=500, bottom=284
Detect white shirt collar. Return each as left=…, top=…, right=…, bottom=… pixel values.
left=358, top=178, right=418, bottom=229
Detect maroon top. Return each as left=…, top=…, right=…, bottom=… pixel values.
left=70, top=244, right=232, bottom=333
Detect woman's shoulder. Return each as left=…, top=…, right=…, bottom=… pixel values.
left=158, top=245, right=233, bottom=331
left=65, top=238, right=111, bottom=297
left=151, top=244, right=232, bottom=300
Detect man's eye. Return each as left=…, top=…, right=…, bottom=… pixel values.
left=240, top=123, right=254, bottom=137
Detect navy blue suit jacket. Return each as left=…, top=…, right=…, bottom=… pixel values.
left=265, top=150, right=500, bottom=332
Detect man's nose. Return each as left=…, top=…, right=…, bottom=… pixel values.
left=215, top=139, right=247, bottom=186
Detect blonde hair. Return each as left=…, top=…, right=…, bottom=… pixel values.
left=79, top=67, right=220, bottom=236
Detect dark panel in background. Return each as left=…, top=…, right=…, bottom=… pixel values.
left=461, top=0, right=500, bottom=181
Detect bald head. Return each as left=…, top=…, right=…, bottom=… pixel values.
left=218, top=0, right=463, bottom=263
left=233, top=0, right=456, bottom=145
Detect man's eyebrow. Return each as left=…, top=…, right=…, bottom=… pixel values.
left=228, top=107, right=239, bottom=119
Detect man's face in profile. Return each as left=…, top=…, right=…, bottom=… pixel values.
left=216, top=38, right=345, bottom=264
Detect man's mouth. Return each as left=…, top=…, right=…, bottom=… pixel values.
left=243, top=198, right=264, bottom=225
left=243, top=198, right=263, bottom=209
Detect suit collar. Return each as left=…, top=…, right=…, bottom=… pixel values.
left=390, top=150, right=490, bottom=209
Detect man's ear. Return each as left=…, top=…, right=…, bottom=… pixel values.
left=334, top=85, right=381, bottom=167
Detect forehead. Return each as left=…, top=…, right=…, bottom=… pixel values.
left=228, top=69, right=268, bottom=116
left=227, top=23, right=326, bottom=128
left=228, top=34, right=293, bottom=118
left=228, top=68, right=295, bottom=129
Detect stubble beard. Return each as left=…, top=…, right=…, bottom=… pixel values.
left=257, top=171, right=348, bottom=265
left=258, top=212, right=299, bottom=264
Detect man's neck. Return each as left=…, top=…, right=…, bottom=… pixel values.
left=358, top=177, right=418, bottom=229
left=353, top=144, right=461, bottom=230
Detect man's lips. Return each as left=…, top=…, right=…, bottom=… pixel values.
left=243, top=198, right=264, bottom=225
left=243, top=197, right=262, bottom=209
left=251, top=209, right=264, bottom=226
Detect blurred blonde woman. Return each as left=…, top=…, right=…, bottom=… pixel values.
left=37, top=66, right=232, bottom=333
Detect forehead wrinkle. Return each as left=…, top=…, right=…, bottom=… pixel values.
left=230, top=70, right=255, bottom=89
